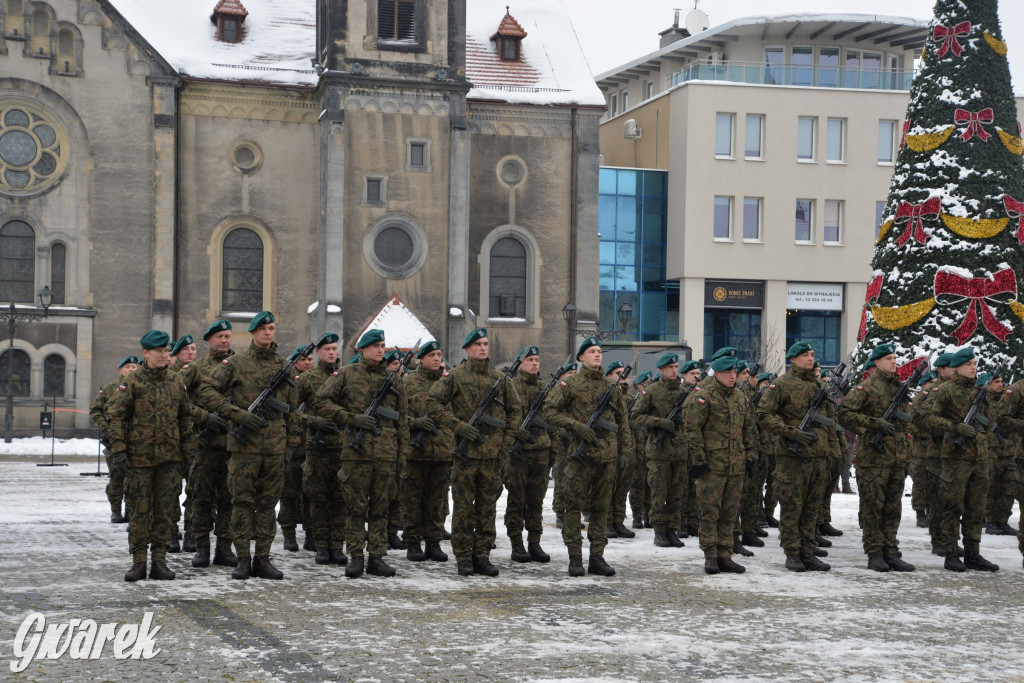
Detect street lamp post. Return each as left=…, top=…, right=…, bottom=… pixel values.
left=561, top=301, right=634, bottom=344
left=561, top=301, right=577, bottom=355
left=2, top=287, right=53, bottom=444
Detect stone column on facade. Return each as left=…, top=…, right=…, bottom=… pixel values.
left=318, top=85, right=346, bottom=343
left=74, top=315, right=93, bottom=431
left=148, top=77, right=178, bottom=332
left=763, top=279, right=788, bottom=361
left=572, top=109, right=602, bottom=340
left=446, top=99, right=470, bottom=361
left=681, top=276, right=705, bottom=356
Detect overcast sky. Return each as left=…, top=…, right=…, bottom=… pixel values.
left=565, top=0, right=1024, bottom=93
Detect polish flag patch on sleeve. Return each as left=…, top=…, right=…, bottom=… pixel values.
left=118, top=385, right=127, bottom=391
left=559, top=381, right=567, bottom=387
left=697, top=397, right=705, bottom=404
left=222, top=359, right=229, bottom=365
left=768, top=384, right=775, bottom=389
left=856, top=386, right=864, bottom=391
left=332, top=371, right=339, bottom=377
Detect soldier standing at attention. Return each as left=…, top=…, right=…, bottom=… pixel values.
left=734, top=361, right=767, bottom=552
left=916, top=347, right=999, bottom=572
left=756, top=341, right=839, bottom=572
left=909, top=371, right=938, bottom=529
left=315, top=329, right=409, bottom=578
left=552, top=362, right=578, bottom=529
left=382, top=348, right=409, bottom=551
left=920, top=353, right=955, bottom=555
left=286, top=340, right=330, bottom=557
left=837, top=343, right=916, bottom=572
left=606, top=361, right=637, bottom=540
left=402, top=340, right=451, bottom=563
left=169, top=334, right=198, bottom=554
left=90, top=355, right=139, bottom=524
left=982, top=370, right=1017, bottom=536
left=628, top=370, right=653, bottom=530
left=632, top=352, right=689, bottom=549
left=188, top=320, right=237, bottom=569
left=427, top=328, right=522, bottom=577
left=108, top=331, right=194, bottom=582
left=543, top=337, right=632, bottom=577
left=197, top=311, right=299, bottom=580
left=996, top=372, right=1024, bottom=569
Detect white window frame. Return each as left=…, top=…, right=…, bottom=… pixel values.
left=478, top=225, right=542, bottom=327
left=826, top=118, right=846, bottom=163
left=742, top=197, right=763, bottom=242
left=795, top=199, right=814, bottom=244
left=745, top=114, right=764, bottom=160
left=713, top=196, right=733, bottom=242
left=877, top=119, right=897, bottom=165
left=797, top=116, right=817, bottom=162
left=621, top=90, right=629, bottom=112
left=715, top=113, right=735, bottom=158
left=824, top=200, right=843, bottom=245
left=609, top=93, right=617, bottom=117
left=645, top=80, right=654, bottom=100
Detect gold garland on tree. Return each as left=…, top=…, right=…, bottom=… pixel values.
left=870, top=298, right=936, bottom=330
left=984, top=32, right=1009, bottom=56
left=941, top=214, right=1009, bottom=239
left=876, top=219, right=894, bottom=244
left=997, top=128, right=1024, bottom=155
left=905, top=126, right=954, bottom=152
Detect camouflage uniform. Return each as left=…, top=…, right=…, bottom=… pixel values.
left=817, top=425, right=845, bottom=529
left=279, top=393, right=311, bottom=537
left=756, top=367, right=840, bottom=559
left=297, top=359, right=343, bottom=551
left=995, top=380, right=1024, bottom=555
left=627, top=390, right=650, bottom=526
left=505, top=371, right=554, bottom=544
left=632, top=378, right=688, bottom=535
left=551, top=429, right=571, bottom=522
left=984, top=390, right=1016, bottom=528
left=427, top=358, right=521, bottom=563
left=171, top=359, right=202, bottom=539
left=684, top=379, right=757, bottom=559
left=609, top=386, right=637, bottom=528
left=107, top=363, right=194, bottom=563
left=837, top=369, right=912, bottom=559
left=737, top=382, right=763, bottom=538
left=909, top=411, right=931, bottom=517
left=315, top=356, right=409, bottom=559
left=915, top=378, right=948, bottom=548
left=404, top=366, right=452, bottom=545
left=90, top=379, right=128, bottom=516
left=543, top=366, right=633, bottom=559
left=188, top=348, right=235, bottom=553
left=197, top=342, right=299, bottom=560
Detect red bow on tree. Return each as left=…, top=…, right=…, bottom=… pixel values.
left=933, top=21, right=971, bottom=58
left=1004, top=195, right=1024, bottom=244
left=897, top=356, right=928, bottom=382
left=933, top=267, right=1017, bottom=344
left=893, top=197, right=940, bottom=247
left=954, top=108, right=994, bottom=142
left=859, top=274, right=883, bottom=342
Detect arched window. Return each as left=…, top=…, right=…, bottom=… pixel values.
left=6, top=0, right=23, bottom=35
left=0, top=220, right=35, bottom=302
left=50, top=243, right=65, bottom=304
left=489, top=236, right=527, bottom=318
left=222, top=227, right=263, bottom=311
left=30, top=8, right=47, bottom=55
left=57, top=29, right=74, bottom=71
left=0, top=349, right=30, bottom=397
left=43, top=354, right=64, bottom=397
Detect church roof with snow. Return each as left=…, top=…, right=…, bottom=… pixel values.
left=356, top=295, right=436, bottom=352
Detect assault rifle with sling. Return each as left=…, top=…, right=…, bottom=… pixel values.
left=869, top=352, right=933, bottom=451
left=346, top=342, right=419, bottom=456
left=570, top=365, right=633, bottom=464
left=452, top=355, right=524, bottom=462
left=229, top=342, right=315, bottom=446
left=752, top=364, right=785, bottom=407
left=786, top=361, right=848, bottom=457
left=954, top=362, right=1004, bottom=452
left=651, top=366, right=706, bottom=448
left=509, top=353, right=575, bottom=460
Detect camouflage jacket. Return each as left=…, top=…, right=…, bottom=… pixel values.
left=295, top=359, right=341, bottom=450
left=985, top=390, right=1016, bottom=458
left=404, top=366, right=452, bottom=461
left=914, top=372, right=991, bottom=461
left=89, top=378, right=121, bottom=436
left=426, top=358, right=521, bottom=460
left=172, top=359, right=208, bottom=429
left=189, top=349, right=234, bottom=449
left=996, top=380, right=1024, bottom=461
left=196, top=342, right=299, bottom=454
left=626, top=388, right=648, bottom=460
left=756, top=366, right=841, bottom=459
left=314, top=356, right=410, bottom=463
left=631, top=377, right=688, bottom=461
left=836, top=368, right=911, bottom=468
left=915, top=377, right=947, bottom=460
left=107, top=362, right=194, bottom=466
left=542, top=365, right=633, bottom=464
left=511, top=371, right=554, bottom=452
left=909, top=388, right=932, bottom=459
left=683, top=377, right=757, bottom=474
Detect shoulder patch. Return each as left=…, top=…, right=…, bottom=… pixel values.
left=294, top=375, right=300, bottom=380
left=693, top=386, right=701, bottom=392
left=559, top=381, right=566, bottom=387
left=697, top=397, right=705, bottom=404
left=922, top=390, right=929, bottom=396
left=118, top=384, right=127, bottom=391
left=182, top=364, right=189, bottom=369
left=1006, top=389, right=1013, bottom=394
left=443, top=372, right=450, bottom=377
left=98, top=389, right=103, bottom=394
left=768, top=384, right=775, bottom=389
left=332, top=371, right=339, bottom=377
left=640, top=390, right=646, bottom=395
left=222, top=359, right=229, bottom=365
left=856, top=386, right=863, bottom=391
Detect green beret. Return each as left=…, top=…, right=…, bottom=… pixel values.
left=652, top=372, right=662, bottom=382
left=917, top=371, right=936, bottom=386
left=948, top=347, right=975, bottom=368
left=757, top=372, right=772, bottom=383
left=559, top=362, right=578, bottom=377
left=170, top=334, right=195, bottom=356
left=384, top=349, right=402, bottom=364
left=711, top=356, right=740, bottom=372
left=711, top=347, right=738, bottom=360
left=140, top=329, right=170, bottom=350
left=634, top=370, right=653, bottom=385
left=462, top=327, right=488, bottom=349
left=976, top=372, right=991, bottom=387
left=786, top=340, right=815, bottom=359
left=288, top=348, right=304, bottom=362
left=813, top=361, right=820, bottom=369
left=933, top=352, right=953, bottom=368
left=316, top=332, right=340, bottom=348
left=518, top=345, right=540, bottom=360
left=356, top=329, right=385, bottom=349
left=576, top=336, right=600, bottom=360
left=863, top=359, right=876, bottom=370
left=736, top=361, right=750, bottom=374
left=605, top=361, right=624, bottom=376
left=820, top=368, right=831, bottom=378
left=203, top=319, right=232, bottom=340
left=117, top=355, right=140, bottom=369
left=680, top=360, right=701, bottom=373
left=870, top=343, right=897, bottom=361
left=417, top=340, right=441, bottom=359
left=347, top=353, right=360, bottom=365
left=247, top=311, right=275, bottom=332
left=656, top=352, right=679, bottom=368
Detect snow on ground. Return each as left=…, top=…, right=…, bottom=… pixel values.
left=0, top=436, right=101, bottom=457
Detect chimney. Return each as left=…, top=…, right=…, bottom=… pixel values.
left=659, top=8, right=690, bottom=48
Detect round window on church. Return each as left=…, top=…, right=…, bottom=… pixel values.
left=374, top=226, right=414, bottom=268
left=230, top=141, right=262, bottom=174
left=0, top=100, right=71, bottom=197
left=497, top=155, right=527, bottom=188
left=363, top=215, right=428, bottom=279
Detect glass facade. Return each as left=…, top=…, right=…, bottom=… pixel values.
left=598, top=168, right=677, bottom=341
left=704, top=309, right=762, bottom=361
left=786, top=309, right=842, bottom=366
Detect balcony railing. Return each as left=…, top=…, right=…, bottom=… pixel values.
left=671, top=61, right=915, bottom=91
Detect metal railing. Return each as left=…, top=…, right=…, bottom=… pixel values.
left=671, top=61, right=915, bottom=91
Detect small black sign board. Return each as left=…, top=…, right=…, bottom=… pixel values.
left=40, top=411, right=52, bottom=431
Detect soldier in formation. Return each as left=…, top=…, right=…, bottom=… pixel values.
left=279, top=346, right=315, bottom=552
left=90, top=354, right=139, bottom=524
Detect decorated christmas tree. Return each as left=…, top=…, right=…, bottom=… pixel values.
left=857, top=0, right=1024, bottom=372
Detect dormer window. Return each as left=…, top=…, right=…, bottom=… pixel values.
left=491, top=6, right=526, bottom=62
left=211, top=0, right=248, bottom=44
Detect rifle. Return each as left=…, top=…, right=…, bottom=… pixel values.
left=509, top=354, right=575, bottom=460
left=452, top=355, right=524, bottom=462
left=651, top=367, right=706, bottom=448
left=830, top=365, right=856, bottom=398
left=869, top=352, right=933, bottom=451
left=953, top=362, right=1004, bottom=451
left=752, top=364, right=785, bottom=407
left=229, top=342, right=315, bottom=446
left=346, top=342, right=419, bottom=456
left=409, top=415, right=438, bottom=452
left=786, top=361, right=848, bottom=457
left=569, top=364, right=633, bottom=464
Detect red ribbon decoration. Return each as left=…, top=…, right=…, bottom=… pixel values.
left=954, top=108, right=994, bottom=142
left=893, top=197, right=940, bottom=248
left=1004, top=195, right=1024, bottom=244
left=900, top=119, right=911, bottom=149
left=897, top=356, right=928, bottom=382
left=933, top=267, right=1017, bottom=344
left=859, top=274, right=883, bottom=342
left=933, top=21, right=971, bottom=58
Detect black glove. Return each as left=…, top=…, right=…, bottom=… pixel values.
left=413, top=416, right=434, bottom=432
left=517, top=427, right=534, bottom=443
left=745, top=460, right=754, bottom=477
left=310, top=416, right=336, bottom=433
left=955, top=422, right=977, bottom=438
left=203, top=412, right=229, bottom=432
left=575, top=423, right=597, bottom=443
left=237, top=411, right=264, bottom=431
left=111, top=449, right=129, bottom=470
left=456, top=422, right=481, bottom=442
left=790, top=429, right=815, bottom=446
left=657, top=418, right=677, bottom=433
left=350, top=414, right=377, bottom=431
left=689, top=463, right=709, bottom=481
left=872, top=418, right=897, bottom=436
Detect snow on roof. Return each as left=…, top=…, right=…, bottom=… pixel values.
left=467, top=0, right=605, bottom=107
left=108, top=0, right=317, bottom=86
left=357, top=294, right=436, bottom=351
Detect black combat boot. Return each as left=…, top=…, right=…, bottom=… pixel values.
left=367, top=556, right=396, bottom=577
left=251, top=556, right=283, bottom=580
left=168, top=532, right=181, bottom=554
left=457, top=559, right=474, bottom=576
left=192, top=540, right=211, bottom=568
left=733, top=540, right=753, bottom=557
left=124, top=561, right=147, bottom=582
left=812, top=547, right=828, bottom=557
left=426, top=542, right=448, bottom=562
left=704, top=558, right=720, bottom=575
left=213, top=543, right=239, bottom=568
left=1003, top=521, right=1019, bottom=535
left=685, top=523, right=698, bottom=536
left=884, top=555, right=916, bottom=572
left=631, top=517, right=644, bottom=529
left=407, top=542, right=427, bottom=562
left=756, top=514, right=767, bottom=528
left=315, top=546, right=331, bottom=565
left=528, top=542, right=550, bottom=563
left=916, top=510, right=929, bottom=528
left=282, top=531, right=298, bottom=552
left=944, top=551, right=966, bottom=572
left=819, top=522, right=843, bottom=537
left=964, top=552, right=999, bottom=572
left=653, top=531, right=674, bottom=547
left=588, top=554, right=615, bottom=576
left=302, top=534, right=316, bottom=551
left=149, top=560, right=176, bottom=580
left=676, top=526, right=689, bottom=539
left=867, top=555, right=890, bottom=572
left=388, top=532, right=407, bottom=550
left=717, top=557, right=746, bottom=573
left=110, top=503, right=126, bottom=524
left=568, top=555, right=585, bottom=577
left=612, top=522, right=636, bottom=539
left=741, top=531, right=764, bottom=548
left=766, top=516, right=780, bottom=528
left=756, top=527, right=769, bottom=538
left=668, top=531, right=684, bottom=548
left=931, top=544, right=947, bottom=556
left=985, top=522, right=1002, bottom=535
left=181, top=533, right=195, bottom=553
left=346, top=555, right=365, bottom=578
left=231, top=557, right=251, bottom=580
left=510, top=538, right=532, bottom=563
left=330, top=548, right=348, bottom=565
left=801, top=554, right=831, bottom=571
left=473, top=557, right=499, bottom=577
left=785, top=555, right=806, bottom=572
left=605, top=525, right=619, bottom=539
left=556, top=515, right=565, bottom=530
left=443, top=528, right=452, bottom=540
left=815, top=532, right=832, bottom=548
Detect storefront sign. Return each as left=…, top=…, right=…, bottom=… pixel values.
left=704, top=280, right=764, bottom=309
left=787, top=283, right=844, bottom=311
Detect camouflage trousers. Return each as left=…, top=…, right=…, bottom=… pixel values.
left=684, top=470, right=698, bottom=529
left=647, top=458, right=686, bottom=533
left=125, top=462, right=181, bottom=562
left=695, top=470, right=741, bottom=559
left=924, top=457, right=944, bottom=547
left=403, top=459, right=450, bottom=544
left=304, top=449, right=347, bottom=551
left=910, top=451, right=929, bottom=513
left=504, top=448, right=549, bottom=542
left=740, top=453, right=769, bottom=534
left=104, top=450, right=128, bottom=509
left=937, top=458, right=989, bottom=554
left=985, top=457, right=1017, bottom=524
left=818, top=456, right=842, bottom=526
left=562, top=457, right=615, bottom=557
left=228, top=451, right=284, bottom=558
left=610, top=450, right=635, bottom=526
left=387, top=461, right=406, bottom=536
left=451, top=457, right=502, bottom=562
left=187, top=445, right=233, bottom=548
left=629, top=453, right=650, bottom=521
left=278, top=448, right=310, bottom=534
left=339, top=459, right=397, bottom=558
left=763, top=451, right=778, bottom=518
left=775, top=454, right=827, bottom=557
left=856, top=464, right=906, bottom=557
left=551, top=442, right=569, bottom=519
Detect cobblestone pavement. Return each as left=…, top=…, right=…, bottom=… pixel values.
left=2, top=457, right=1024, bottom=681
